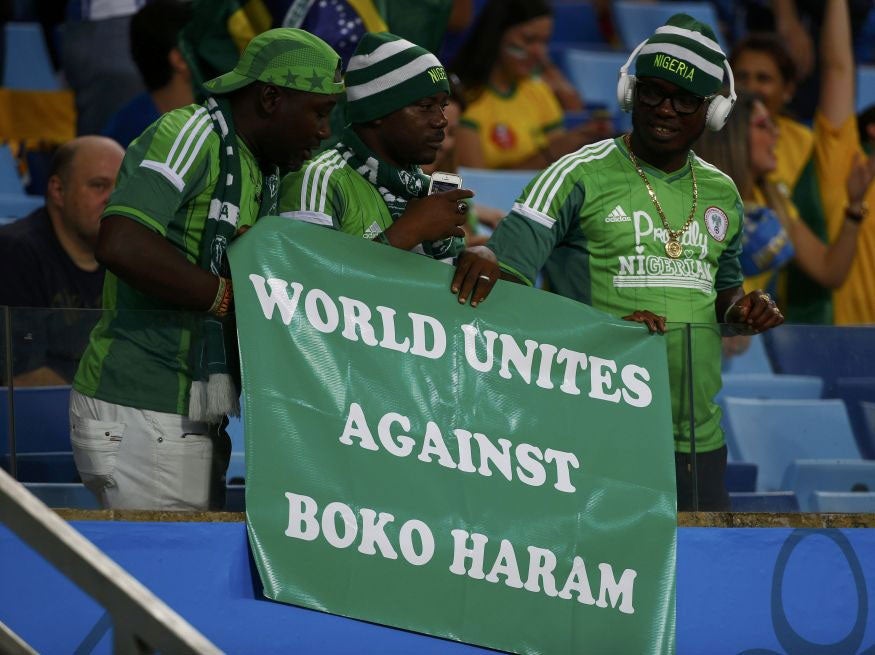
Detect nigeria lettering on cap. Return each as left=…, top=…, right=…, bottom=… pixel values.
left=428, top=67, right=448, bottom=84
left=652, top=54, right=695, bottom=81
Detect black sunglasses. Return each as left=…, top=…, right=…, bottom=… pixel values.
left=635, top=81, right=713, bottom=115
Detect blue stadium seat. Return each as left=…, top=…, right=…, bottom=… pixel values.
left=721, top=334, right=772, bottom=374
left=227, top=414, right=244, bottom=454
left=550, top=1, right=605, bottom=46
left=730, top=491, right=799, bottom=513
left=783, top=459, right=875, bottom=511
left=718, top=373, right=822, bottom=402
left=227, top=452, right=245, bottom=485
left=24, top=482, right=99, bottom=509
left=0, top=385, right=72, bottom=455
left=0, top=195, right=41, bottom=219
left=856, top=65, right=875, bottom=113
left=722, top=398, right=860, bottom=491
left=456, top=167, right=538, bottom=214
left=810, top=491, right=875, bottom=513
left=0, top=144, right=25, bottom=196
left=718, top=375, right=823, bottom=462
left=764, top=325, right=875, bottom=396
left=831, top=377, right=875, bottom=459
left=561, top=48, right=629, bottom=116
left=0, top=145, right=43, bottom=219
left=724, top=461, right=756, bottom=492
left=2, top=451, right=79, bottom=482
left=862, top=401, right=875, bottom=461
left=2, top=22, right=59, bottom=90
left=612, top=1, right=727, bottom=52
left=225, top=483, right=245, bottom=512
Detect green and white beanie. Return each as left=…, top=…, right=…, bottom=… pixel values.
left=345, top=32, right=449, bottom=124
left=635, top=13, right=727, bottom=97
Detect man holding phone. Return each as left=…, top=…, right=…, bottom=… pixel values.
left=279, top=32, right=498, bottom=305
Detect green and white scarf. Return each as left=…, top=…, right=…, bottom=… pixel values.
left=188, top=95, right=279, bottom=423
left=336, top=126, right=466, bottom=259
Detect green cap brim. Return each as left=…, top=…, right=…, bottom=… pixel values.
left=203, top=71, right=253, bottom=94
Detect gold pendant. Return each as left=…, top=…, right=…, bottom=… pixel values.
left=665, top=239, right=682, bottom=259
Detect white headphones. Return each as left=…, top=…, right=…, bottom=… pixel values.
left=616, top=39, right=736, bottom=132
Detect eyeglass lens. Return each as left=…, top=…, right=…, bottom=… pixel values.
left=636, top=82, right=703, bottom=114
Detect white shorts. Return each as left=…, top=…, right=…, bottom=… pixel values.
left=69, top=390, right=231, bottom=511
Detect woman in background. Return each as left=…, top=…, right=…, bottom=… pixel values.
left=449, top=0, right=611, bottom=170
left=695, top=92, right=871, bottom=303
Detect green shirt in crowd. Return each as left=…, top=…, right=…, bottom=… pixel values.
left=488, top=136, right=744, bottom=453
left=74, top=103, right=272, bottom=415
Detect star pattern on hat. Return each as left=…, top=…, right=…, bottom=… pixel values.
left=284, top=70, right=300, bottom=87
left=306, top=69, right=325, bottom=90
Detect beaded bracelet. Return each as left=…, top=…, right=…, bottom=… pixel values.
left=209, top=277, right=234, bottom=317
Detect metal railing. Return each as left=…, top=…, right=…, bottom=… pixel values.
left=0, top=467, right=221, bottom=654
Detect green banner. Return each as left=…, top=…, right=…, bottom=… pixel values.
left=230, top=217, right=677, bottom=654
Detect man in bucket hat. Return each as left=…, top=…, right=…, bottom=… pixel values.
left=70, top=29, right=343, bottom=511
left=279, top=32, right=498, bottom=304
left=482, top=14, right=785, bottom=510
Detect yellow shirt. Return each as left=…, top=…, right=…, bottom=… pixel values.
left=771, top=115, right=814, bottom=189
left=814, top=112, right=875, bottom=324
left=460, top=77, right=563, bottom=169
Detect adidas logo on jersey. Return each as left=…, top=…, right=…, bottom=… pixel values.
left=363, top=221, right=382, bottom=240
left=604, top=205, right=631, bottom=223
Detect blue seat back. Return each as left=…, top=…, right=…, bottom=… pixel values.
left=456, top=167, right=538, bottom=215
left=723, top=398, right=860, bottom=491
left=551, top=1, right=605, bottom=46
left=810, top=490, right=875, bottom=513
left=561, top=48, right=629, bottom=115
left=857, top=65, right=875, bottom=113
left=0, top=145, right=25, bottom=196
left=730, top=491, right=799, bottom=513
left=0, top=385, right=72, bottom=455
left=721, top=334, right=772, bottom=374
left=3, top=22, right=59, bottom=90
left=784, top=459, right=875, bottom=511
left=765, top=325, right=875, bottom=395
left=718, top=373, right=822, bottom=402
left=831, top=377, right=875, bottom=459
left=612, top=1, right=727, bottom=52
left=724, top=461, right=756, bottom=492
left=2, top=451, right=79, bottom=482
left=862, top=401, right=875, bottom=460
left=24, top=482, right=99, bottom=509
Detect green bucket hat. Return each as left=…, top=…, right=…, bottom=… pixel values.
left=635, top=13, right=727, bottom=97
left=203, top=28, right=343, bottom=95
left=345, top=32, right=449, bottom=124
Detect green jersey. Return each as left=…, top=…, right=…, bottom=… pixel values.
left=279, top=148, right=464, bottom=259
left=488, top=137, right=744, bottom=453
left=279, top=149, right=393, bottom=238
left=74, top=104, right=273, bottom=415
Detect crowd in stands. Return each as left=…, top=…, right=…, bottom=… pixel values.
left=2, top=0, right=875, bottom=513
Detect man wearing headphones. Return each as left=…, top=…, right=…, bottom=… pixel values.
left=479, top=14, right=785, bottom=511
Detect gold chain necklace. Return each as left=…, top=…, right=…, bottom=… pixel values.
left=624, top=133, right=697, bottom=259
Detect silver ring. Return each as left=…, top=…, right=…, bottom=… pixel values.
left=478, top=275, right=491, bottom=282
left=456, top=201, right=468, bottom=215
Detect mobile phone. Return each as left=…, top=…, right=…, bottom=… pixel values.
left=425, top=172, right=464, bottom=261
left=428, top=171, right=463, bottom=195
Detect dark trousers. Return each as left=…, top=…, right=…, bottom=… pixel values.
left=675, top=445, right=730, bottom=511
